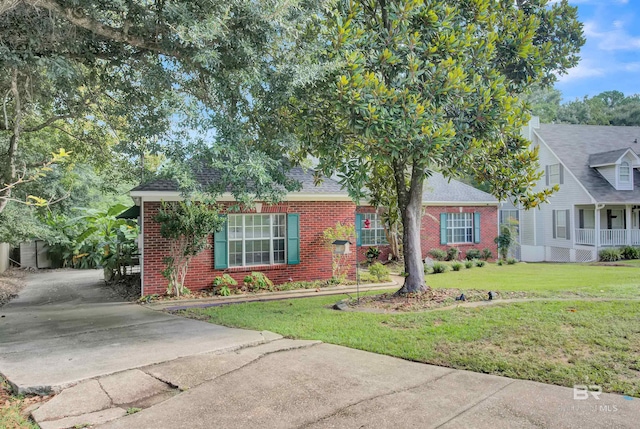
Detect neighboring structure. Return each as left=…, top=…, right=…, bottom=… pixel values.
left=132, top=168, right=499, bottom=296
left=514, top=119, right=640, bottom=262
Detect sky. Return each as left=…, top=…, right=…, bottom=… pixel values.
left=555, top=0, right=640, bottom=101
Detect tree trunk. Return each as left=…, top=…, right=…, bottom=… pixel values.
left=394, top=162, right=428, bottom=294
left=0, top=68, right=21, bottom=215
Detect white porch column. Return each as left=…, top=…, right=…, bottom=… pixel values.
left=626, top=204, right=632, bottom=245
left=595, top=204, right=601, bottom=249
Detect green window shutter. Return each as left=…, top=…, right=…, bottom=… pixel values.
left=440, top=213, right=448, bottom=245
left=214, top=218, right=228, bottom=269
left=355, top=213, right=363, bottom=246
left=287, top=213, right=300, bottom=265
left=474, top=212, right=481, bottom=244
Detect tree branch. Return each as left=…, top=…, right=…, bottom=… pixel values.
left=22, top=114, right=72, bottom=133
left=18, top=0, right=185, bottom=58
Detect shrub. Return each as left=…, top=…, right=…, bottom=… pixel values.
left=243, top=272, right=274, bottom=292
left=447, top=247, right=461, bottom=261
left=451, top=261, right=463, bottom=271
left=481, top=248, right=493, bottom=260
left=368, top=262, right=391, bottom=282
left=465, top=249, right=481, bottom=260
left=212, top=274, right=237, bottom=295
left=431, top=262, right=447, bottom=274
left=365, top=246, right=381, bottom=263
left=428, top=248, right=447, bottom=261
left=475, top=259, right=486, bottom=267
left=506, top=258, right=517, bottom=265
left=217, top=286, right=231, bottom=296
left=620, top=246, right=640, bottom=260
left=599, top=248, right=622, bottom=262
left=496, top=259, right=503, bottom=266
left=464, top=260, right=473, bottom=269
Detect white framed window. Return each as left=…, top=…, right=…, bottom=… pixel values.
left=620, top=161, right=630, bottom=183
left=556, top=210, right=567, bottom=239
left=447, top=213, right=474, bottom=244
left=548, top=164, right=561, bottom=185
left=360, top=213, right=388, bottom=246
left=228, top=214, right=286, bottom=267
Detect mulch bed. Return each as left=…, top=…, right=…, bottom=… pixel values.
left=348, top=288, right=531, bottom=312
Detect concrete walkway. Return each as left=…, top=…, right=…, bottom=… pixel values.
left=0, top=269, right=278, bottom=395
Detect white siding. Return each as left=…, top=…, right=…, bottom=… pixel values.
left=521, top=209, right=535, bottom=245
left=596, top=166, right=616, bottom=189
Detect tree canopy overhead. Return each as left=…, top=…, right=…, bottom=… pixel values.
left=292, top=0, right=584, bottom=293
left=0, top=0, right=327, bottom=214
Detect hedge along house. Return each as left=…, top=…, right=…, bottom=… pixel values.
left=131, top=168, right=499, bottom=296
left=131, top=167, right=357, bottom=296
left=356, top=172, right=499, bottom=262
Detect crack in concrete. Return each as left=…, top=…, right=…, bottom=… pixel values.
left=433, top=379, right=517, bottom=428
left=97, top=378, right=115, bottom=407
left=296, top=369, right=457, bottom=428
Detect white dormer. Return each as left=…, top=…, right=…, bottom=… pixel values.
left=589, top=148, right=640, bottom=191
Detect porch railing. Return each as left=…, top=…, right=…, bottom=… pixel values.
left=574, top=229, right=640, bottom=246
left=575, top=228, right=595, bottom=245
left=600, top=229, right=628, bottom=246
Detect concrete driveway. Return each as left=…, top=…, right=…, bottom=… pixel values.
left=0, top=269, right=275, bottom=394
left=2, top=269, right=638, bottom=429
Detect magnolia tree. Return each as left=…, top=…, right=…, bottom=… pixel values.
left=153, top=201, right=224, bottom=297
left=291, top=0, right=584, bottom=294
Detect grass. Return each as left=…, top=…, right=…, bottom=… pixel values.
left=425, top=261, right=640, bottom=297
left=0, top=378, right=40, bottom=429
left=183, top=262, right=640, bottom=397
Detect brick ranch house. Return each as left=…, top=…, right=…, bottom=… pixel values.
left=130, top=168, right=499, bottom=296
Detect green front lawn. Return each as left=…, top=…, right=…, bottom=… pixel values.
left=183, top=263, right=640, bottom=396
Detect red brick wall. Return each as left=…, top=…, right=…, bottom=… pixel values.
left=356, top=205, right=498, bottom=262
left=142, top=201, right=357, bottom=295
left=421, top=206, right=498, bottom=260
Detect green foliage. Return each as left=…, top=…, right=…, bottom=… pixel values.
left=323, top=222, right=356, bottom=283
left=213, top=274, right=237, bottom=287
left=497, top=259, right=504, bottom=266
left=365, top=246, right=381, bottom=263
left=430, top=262, right=447, bottom=274
left=495, top=222, right=518, bottom=260
left=368, top=262, right=390, bottom=282
left=217, top=286, right=231, bottom=297
left=243, top=272, right=274, bottom=292
left=465, top=249, right=481, bottom=261
left=292, top=0, right=582, bottom=293
left=475, top=260, right=486, bottom=268
left=599, top=248, right=622, bottom=262
left=451, top=261, right=463, bottom=272
left=506, top=258, right=518, bottom=265
left=481, top=248, right=493, bottom=261
left=428, top=249, right=447, bottom=261
left=620, top=246, right=640, bottom=260
left=154, top=201, right=224, bottom=297
left=126, top=408, right=142, bottom=415
left=465, top=260, right=474, bottom=269
left=446, top=247, right=461, bottom=262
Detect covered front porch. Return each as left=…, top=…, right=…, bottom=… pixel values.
left=574, top=204, right=640, bottom=247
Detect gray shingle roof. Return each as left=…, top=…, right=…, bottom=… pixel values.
left=536, top=124, right=640, bottom=203
left=588, top=148, right=634, bottom=167
left=132, top=166, right=494, bottom=204
left=131, top=166, right=345, bottom=194
left=423, top=172, right=497, bottom=203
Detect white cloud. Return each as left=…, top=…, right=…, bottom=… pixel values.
left=557, top=62, right=606, bottom=83
left=583, top=19, right=640, bottom=51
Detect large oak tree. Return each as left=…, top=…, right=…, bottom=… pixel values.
left=292, top=0, right=584, bottom=293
